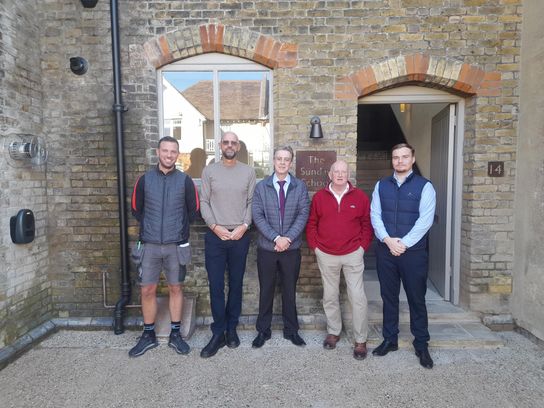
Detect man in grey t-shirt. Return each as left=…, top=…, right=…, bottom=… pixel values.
left=199, top=131, right=256, bottom=358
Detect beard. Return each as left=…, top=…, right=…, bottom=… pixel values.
left=222, top=149, right=237, bottom=160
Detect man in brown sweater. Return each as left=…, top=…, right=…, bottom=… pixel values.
left=199, top=131, right=256, bottom=358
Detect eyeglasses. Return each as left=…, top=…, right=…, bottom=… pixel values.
left=221, top=140, right=239, bottom=146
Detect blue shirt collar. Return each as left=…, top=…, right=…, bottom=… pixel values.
left=393, top=170, right=413, bottom=186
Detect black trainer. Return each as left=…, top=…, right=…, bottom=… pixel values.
left=129, top=331, right=158, bottom=357
left=168, top=332, right=190, bottom=355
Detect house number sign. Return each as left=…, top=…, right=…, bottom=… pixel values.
left=488, top=161, right=504, bottom=177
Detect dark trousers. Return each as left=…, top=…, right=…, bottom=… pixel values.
left=375, top=243, right=430, bottom=351
left=256, top=248, right=301, bottom=336
left=205, top=230, right=250, bottom=335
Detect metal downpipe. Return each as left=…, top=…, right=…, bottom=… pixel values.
left=109, top=0, right=131, bottom=335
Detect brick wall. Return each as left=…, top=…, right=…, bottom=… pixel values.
left=40, top=1, right=121, bottom=318
left=127, top=0, right=522, bottom=316
left=0, top=0, right=51, bottom=348
left=8, top=0, right=521, bottom=336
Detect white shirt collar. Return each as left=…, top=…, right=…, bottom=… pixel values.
left=273, top=173, right=291, bottom=185
left=329, top=182, right=349, bottom=204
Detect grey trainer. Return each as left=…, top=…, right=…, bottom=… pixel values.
left=129, top=331, right=159, bottom=357
left=168, top=332, right=190, bottom=355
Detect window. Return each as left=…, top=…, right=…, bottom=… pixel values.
left=164, top=118, right=183, bottom=140
left=158, top=53, right=273, bottom=178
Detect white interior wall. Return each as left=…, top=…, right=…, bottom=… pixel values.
left=391, top=103, right=448, bottom=178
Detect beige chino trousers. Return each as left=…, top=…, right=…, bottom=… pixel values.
left=315, top=247, right=368, bottom=343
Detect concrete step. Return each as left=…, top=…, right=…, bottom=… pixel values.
left=151, top=275, right=502, bottom=349
left=230, top=310, right=503, bottom=349
left=355, top=153, right=391, bottom=193
left=175, top=325, right=503, bottom=350
left=356, top=160, right=392, bottom=170
left=191, top=298, right=502, bottom=349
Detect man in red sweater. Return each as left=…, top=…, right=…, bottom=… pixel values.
left=306, top=160, right=374, bottom=360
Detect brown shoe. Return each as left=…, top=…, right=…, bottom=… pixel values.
left=323, top=334, right=340, bottom=350
left=353, top=342, right=368, bottom=360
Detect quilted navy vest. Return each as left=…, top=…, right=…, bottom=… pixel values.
left=378, top=173, right=429, bottom=250
left=141, top=168, right=189, bottom=244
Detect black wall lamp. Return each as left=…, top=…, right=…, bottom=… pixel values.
left=310, top=116, right=324, bottom=139
left=81, top=0, right=99, bottom=8
left=10, top=209, right=35, bottom=244
left=70, top=56, right=88, bottom=75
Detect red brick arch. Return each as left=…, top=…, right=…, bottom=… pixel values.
left=335, top=54, right=501, bottom=99
left=143, top=24, right=298, bottom=69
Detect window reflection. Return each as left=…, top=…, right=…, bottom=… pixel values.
left=162, top=71, right=214, bottom=178
left=161, top=65, right=272, bottom=178
left=219, top=71, right=270, bottom=178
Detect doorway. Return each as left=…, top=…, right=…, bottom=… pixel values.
left=357, top=86, right=465, bottom=304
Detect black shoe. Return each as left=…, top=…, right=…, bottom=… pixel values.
left=168, top=332, right=190, bottom=355
left=226, top=329, right=240, bottom=348
left=128, top=331, right=158, bottom=357
left=252, top=332, right=271, bottom=348
left=372, top=339, right=398, bottom=356
left=283, top=332, right=306, bottom=346
left=200, top=334, right=226, bottom=358
left=415, top=348, right=434, bottom=369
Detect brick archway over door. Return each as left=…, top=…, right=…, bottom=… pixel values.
left=335, top=54, right=501, bottom=99
left=143, top=24, right=298, bottom=69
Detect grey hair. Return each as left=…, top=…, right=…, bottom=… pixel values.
left=273, top=145, right=294, bottom=160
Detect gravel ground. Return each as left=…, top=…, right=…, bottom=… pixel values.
left=0, top=329, right=543, bottom=408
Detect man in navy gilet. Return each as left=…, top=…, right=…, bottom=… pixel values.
left=370, top=143, right=436, bottom=369
left=129, top=136, right=198, bottom=357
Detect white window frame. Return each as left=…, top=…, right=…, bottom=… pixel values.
left=157, top=53, right=274, bottom=167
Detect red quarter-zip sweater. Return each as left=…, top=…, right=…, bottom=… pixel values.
left=306, top=182, right=374, bottom=256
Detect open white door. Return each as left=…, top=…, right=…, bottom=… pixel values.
left=428, top=104, right=456, bottom=300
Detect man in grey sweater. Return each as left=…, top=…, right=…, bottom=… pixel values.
left=199, top=131, right=256, bottom=358
left=251, top=146, right=310, bottom=348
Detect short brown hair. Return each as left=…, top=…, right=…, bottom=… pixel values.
left=391, top=143, right=415, bottom=155
left=158, top=136, right=179, bottom=149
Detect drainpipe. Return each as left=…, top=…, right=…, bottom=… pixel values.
left=109, top=0, right=131, bottom=335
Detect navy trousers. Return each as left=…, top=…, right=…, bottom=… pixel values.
left=375, top=242, right=430, bottom=351
left=255, top=248, right=301, bottom=336
left=205, top=230, right=251, bottom=335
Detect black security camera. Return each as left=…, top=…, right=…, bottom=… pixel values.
left=69, top=57, right=88, bottom=75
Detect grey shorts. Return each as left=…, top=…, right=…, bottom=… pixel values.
left=131, top=242, right=191, bottom=286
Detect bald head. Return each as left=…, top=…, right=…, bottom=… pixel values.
left=329, top=160, right=350, bottom=192
left=220, top=131, right=241, bottom=162
left=221, top=131, right=239, bottom=143
left=330, top=160, right=349, bottom=174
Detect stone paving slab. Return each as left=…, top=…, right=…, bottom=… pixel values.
left=0, top=330, right=543, bottom=408
left=360, top=322, right=502, bottom=349
left=34, top=327, right=493, bottom=350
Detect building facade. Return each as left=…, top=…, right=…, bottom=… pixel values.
left=1, top=0, right=542, bottom=349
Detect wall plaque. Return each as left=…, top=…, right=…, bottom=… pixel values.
left=296, top=151, right=337, bottom=191
left=488, top=161, right=504, bottom=177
